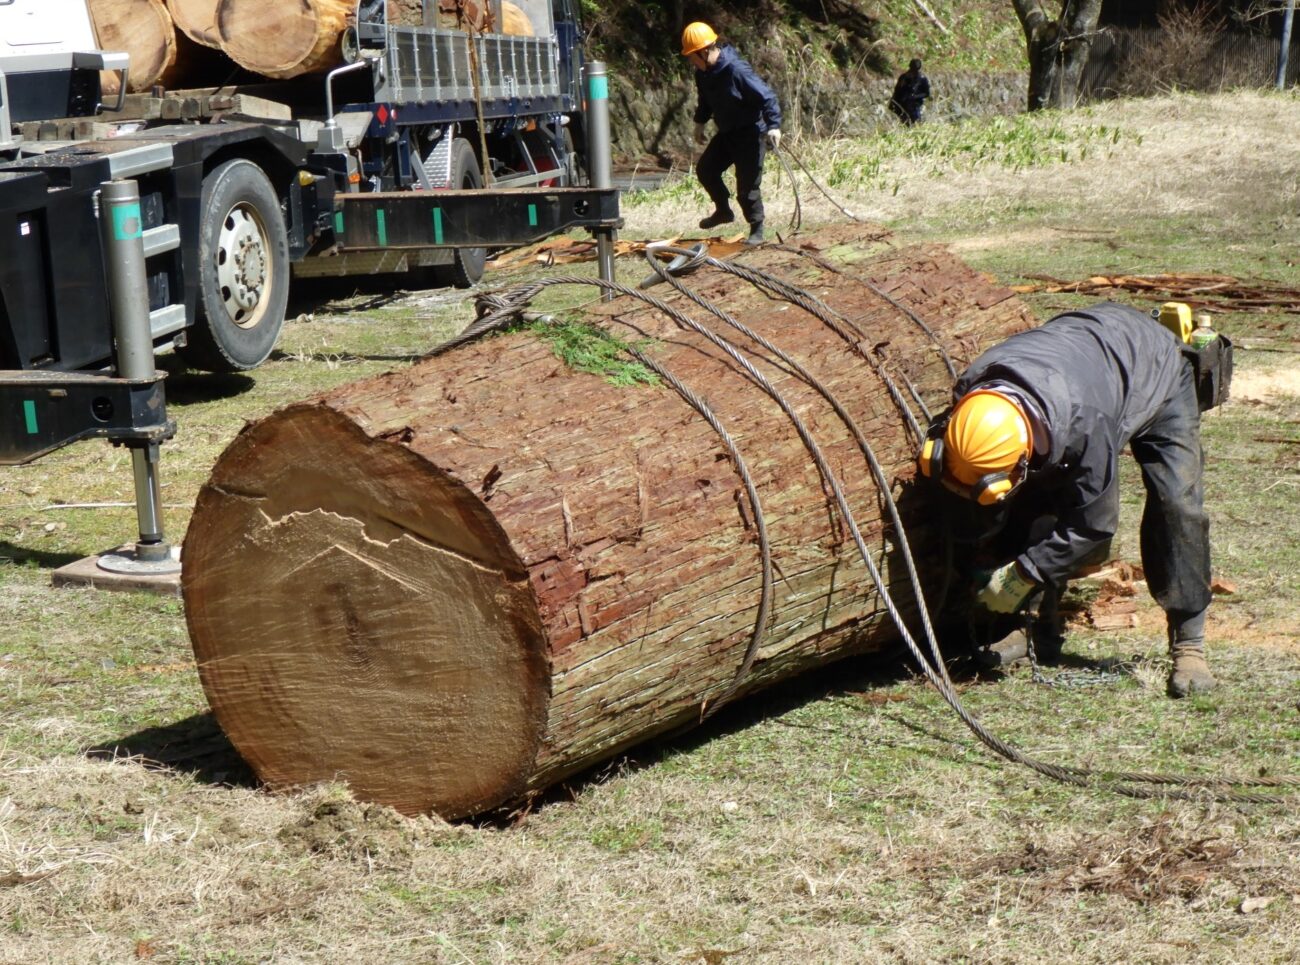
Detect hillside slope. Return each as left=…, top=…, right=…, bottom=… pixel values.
left=586, top=0, right=1027, bottom=160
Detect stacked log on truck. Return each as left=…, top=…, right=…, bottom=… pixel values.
left=89, top=0, right=539, bottom=90
left=183, top=225, right=1037, bottom=819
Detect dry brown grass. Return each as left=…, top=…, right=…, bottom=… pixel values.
left=622, top=90, right=1300, bottom=248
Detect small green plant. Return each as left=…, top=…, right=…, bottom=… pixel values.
left=528, top=318, right=661, bottom=387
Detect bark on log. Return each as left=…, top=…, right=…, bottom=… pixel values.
left=90, top=0, right=179, bottom=93
left=215, top=0, right=355, bottom=80
left=166, top=0, right=221, bottom=48
left=183, top=227, right=1036, bottom=818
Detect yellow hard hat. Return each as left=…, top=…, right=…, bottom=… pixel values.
left=681, top=21, right=718, bottom=56
left=918, top=389, right=1032, bottom=506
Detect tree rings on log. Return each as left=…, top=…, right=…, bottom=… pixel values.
left=215, top=0, right=355, bottom=80
left=183, top=226, right=1036, bottom=817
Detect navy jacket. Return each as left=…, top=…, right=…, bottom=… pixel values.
left=952, top=303, right=1191, bottom=586
left=892, top=70, right=930, bottom=107
left=692, top=45, right=781, bottom=134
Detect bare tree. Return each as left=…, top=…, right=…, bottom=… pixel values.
left=1012, top=0, right=1104, bottom=109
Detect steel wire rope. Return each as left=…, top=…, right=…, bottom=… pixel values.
left=462, top=275, right=940, bottom=718
left=770, top=145, right=802, bottom=232
left=442, top=285, right=776, bottom=720
left=770, top=243, right=961, bottom=381
left=641, top=246, right=954, bottom=698
left=647, top=246, right=929, bottom=445
left=440, top=274, right=1293, bottom=803
left=777, top=141, right=868, bottom=227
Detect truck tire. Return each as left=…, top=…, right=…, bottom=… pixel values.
left=436, top=139, right=486, bottom=288
left=178, top=159, right=289, bottom=372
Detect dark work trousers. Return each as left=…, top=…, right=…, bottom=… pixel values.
left=697, top=127, right=766, bottom=227
left=1131, top=363, right=1212, bottom=628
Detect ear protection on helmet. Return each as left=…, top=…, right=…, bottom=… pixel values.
left=917, top=414, right=948, bottom=484
left=916, top=409, right=1028, bottom=507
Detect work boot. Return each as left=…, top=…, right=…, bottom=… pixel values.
left=1167, top=609, right=1217, bottom=698
left=698, top=207, right=735, bottom=230
left=975, top=629, right=1028, bottom=668
left=1169, top=646, right=1216, bottom=697
left=744, top=222, right=764, bottom=246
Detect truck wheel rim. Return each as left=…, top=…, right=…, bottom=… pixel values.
left=216, top=203, right=272, bottom=329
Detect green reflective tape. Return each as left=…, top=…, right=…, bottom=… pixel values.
left=433, top=208, right=444, bottom=245
left=111, top=203, right=142, bottom=241
left=528, top=204, right=537, bottom=228
left=23, top=400, right=37, bottom=435
left=376, top=209, right=388, bottom=247
left=588, top=75, right=608, bottom=100
left=334, top=211, right=345, bottom=236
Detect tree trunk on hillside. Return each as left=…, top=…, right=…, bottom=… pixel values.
left=89, top=0, right=179, bottom=93
left=182, top=227, right=1036, bottom=819
left=215, top=0, right=356, bottom=79
left=1011, top=0, right=1103, bottom=110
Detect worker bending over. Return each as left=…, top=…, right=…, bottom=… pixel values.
left=919, top=302, right=1216, bottom=698
left=681, top=21, right=782, bottom=247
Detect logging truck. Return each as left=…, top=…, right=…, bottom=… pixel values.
left=1, top=0, right=621, bottom=467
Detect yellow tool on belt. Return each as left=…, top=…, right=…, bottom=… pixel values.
left=1157, top=301, right=1219, bottom=349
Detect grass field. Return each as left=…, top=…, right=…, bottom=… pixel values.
left=1, top=90, right=1298, bottom=963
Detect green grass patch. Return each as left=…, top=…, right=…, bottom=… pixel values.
left=526, top=318, right=662, bottom=387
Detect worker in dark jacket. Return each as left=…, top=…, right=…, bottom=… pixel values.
left=681, top=21, right=782, bottom=246
left=889, top=58, right=931, bottom=124
left=918, top=302, right=1216, bottom=698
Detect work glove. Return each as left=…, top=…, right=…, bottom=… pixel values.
left=765, top=128, right=781, bottom=150
left=974, top=561, right=1037, bottom=614
left=693, top=122, right=708, bottom=145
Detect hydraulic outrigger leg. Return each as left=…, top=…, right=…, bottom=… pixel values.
left=92, top=179, right=180, bottom=578
left=584, top=61, right=617, bottom=301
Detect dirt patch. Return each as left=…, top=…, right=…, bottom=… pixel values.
left=277, top=789, right=456, bottom=866
left=1231, top=367, right=1300, bottom=406
left=961, top=817, right=1244, bottom=905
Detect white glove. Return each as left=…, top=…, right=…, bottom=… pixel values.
left=765, top=128, right=781, bottom=150
left=975, top=561, right=1037, bottom=614
left=693, top=122, right=707, bottom=145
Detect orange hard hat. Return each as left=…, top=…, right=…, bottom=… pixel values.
left=917, top=390, right=1032, bottom=506
left=681, top=22, right=718, bottom=56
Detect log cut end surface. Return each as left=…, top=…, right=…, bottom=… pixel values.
left=216, top=0, right=353, bottom=79
left=166, top=0, right=221, bottom=47
left=183, top=405, right=550, bottom=818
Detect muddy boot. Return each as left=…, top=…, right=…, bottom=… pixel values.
left=698, top=207, right=735, bottom=230
left=744, top=221, right=765, bottom=246
left=975, top=628, right=1028, bottom=668
left=1167, top=609, right=1217, bottom=698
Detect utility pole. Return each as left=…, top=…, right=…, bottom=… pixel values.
left=1279, top=0, right=1296, bottom=90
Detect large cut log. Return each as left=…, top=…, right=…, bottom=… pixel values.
left=90, top=0, right=179, bottom=93
left=215, top=0, right=355, bottom=80
left=183, top=227, right=1036, bottom=818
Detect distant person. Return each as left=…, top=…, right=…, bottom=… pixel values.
left=681, top=21, right=782, bottom=246
left=889, top=58, right=931, bottom=125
